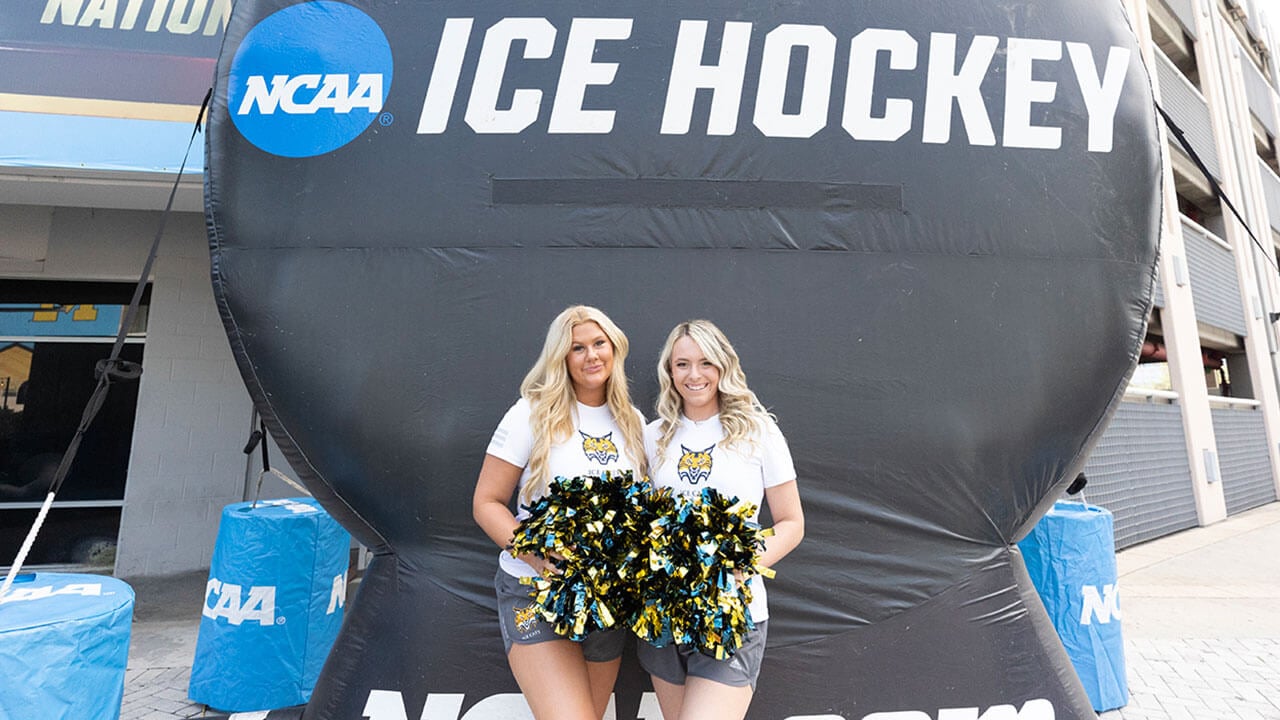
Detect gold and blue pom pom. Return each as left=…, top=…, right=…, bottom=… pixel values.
left=509, top=474, right=773, bottom=657
left=628, top=486, right=775, bottom=660
left=509, top=470, right=649, bottom=640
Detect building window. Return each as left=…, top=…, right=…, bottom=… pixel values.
left=0, top=281, right=148, bottom=569
left=1150, top=2, right=1202, bottom=91
left=1134, top=334, right=1174, bottom=391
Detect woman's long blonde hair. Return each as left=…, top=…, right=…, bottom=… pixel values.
left=519, top=305, right=647, bottom=503
left=654, top=319, right=775, bottom=464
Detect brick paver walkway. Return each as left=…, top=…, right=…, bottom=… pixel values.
left=122, top=666, right=206, bottom=720
left=123, top=637, right=1280, bottom=719
left=1098, top=638, right=1280, bottom=719
left=120, top=503, right=1280, bottom=719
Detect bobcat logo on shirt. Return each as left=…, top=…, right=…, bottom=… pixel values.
left=513, top=604, right=541, bottom=634
left=677, top=444, right=715, bottom=485
left=579, top=431, right=619, bottom=465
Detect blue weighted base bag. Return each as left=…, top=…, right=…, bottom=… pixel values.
left=1019, top=500, right=1129, bottom=712
left=0, top=572, right=134, bottom=720
left=189, top=497, right=350, bottom=712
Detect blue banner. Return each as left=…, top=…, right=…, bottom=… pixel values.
left=0, top=0, right=221, bottom=117
left=0, top=0, right=218, bottom=172
left=0, top=304, right=125, bottom=337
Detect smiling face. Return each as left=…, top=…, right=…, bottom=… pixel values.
left=566, top=321, right=614, bottom=406
left=670, top=335, right=721, bottom=421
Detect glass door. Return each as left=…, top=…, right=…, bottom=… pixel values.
left=0, top=280, right=148, bottom=570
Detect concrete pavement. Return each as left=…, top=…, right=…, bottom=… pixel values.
left=118, top=502, right=1280, bottom=719
left=1097, top=501, right=1280, bottom=720
left=121, top=571, right=206, bottom=720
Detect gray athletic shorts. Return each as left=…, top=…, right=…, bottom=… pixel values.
left=636, top=621, right=768, bottom=689
left=494, top=569, right=626, bottom=662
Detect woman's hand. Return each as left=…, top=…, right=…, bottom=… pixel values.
left=517, top=550, right=565, bottom=576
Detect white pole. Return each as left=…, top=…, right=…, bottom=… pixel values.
left=0, top=491, right=57, bottom=599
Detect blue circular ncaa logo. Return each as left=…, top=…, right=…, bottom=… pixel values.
left=228, top=1, right=393, bottom=158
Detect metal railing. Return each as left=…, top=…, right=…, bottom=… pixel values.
left=1084, top=397, right=1200, bottom=548
left=1156, top=48, right=1222, bottom=179
left=1240, top=36, right=1279, bottom=135
left=1124, top=387, right=1180, bottom=403
left=1161, top=0, right=1199, bottom=38
left=1258, top=157, right=1280, bottom=235
left=1207, top=395, right=1262, bottom=408
left=1182, top=215, right=1247, bottom=336
left=1211, top=404, right=1278, bottom=513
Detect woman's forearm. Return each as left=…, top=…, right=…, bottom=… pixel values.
left=758, top=516, right=804, bottom=571
left=473, top=499, right=520, bottom=550
left=758, top=479, right=805, bottom=571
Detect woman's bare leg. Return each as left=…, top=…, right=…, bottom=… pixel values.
left=671, top=676, right=753, bottom=720
left=508, top=640, right=599, bottom=720
left=586, top=658, right=623, bottom=719
left=650, top=674, right=686, bottom=720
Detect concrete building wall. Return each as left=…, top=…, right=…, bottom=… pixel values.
left=1101, top=0, right=1280, bottom=545
left=107, top=211, right=254, bottom=575
left=0, top=204, right=299, bottom=576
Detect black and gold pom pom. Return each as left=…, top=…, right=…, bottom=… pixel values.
left=510, top=473, right=773, bottom=658
left=629, top=486, right=774, bottom=659
left=510, top=470, right=649, bottom=640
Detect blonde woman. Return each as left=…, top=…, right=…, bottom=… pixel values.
left=472, top=305, right=647, bottom=720
left=640, top=319, right=805, bottom=720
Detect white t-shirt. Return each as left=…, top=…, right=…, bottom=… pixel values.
left=487, top=397, right=644, bottom=577
left=643, top=414, right=796, bottom=622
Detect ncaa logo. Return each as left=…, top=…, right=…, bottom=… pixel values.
left=228, top=1, right=393, bottom=158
